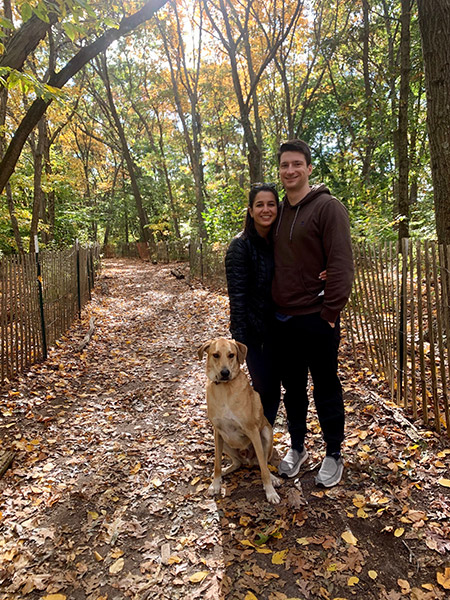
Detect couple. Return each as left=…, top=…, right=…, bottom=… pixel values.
left=225, top=139, right=354, bottom=488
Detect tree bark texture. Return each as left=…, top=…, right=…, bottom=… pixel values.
left=417, top=0, right=450, bottom=244
left=0, top=2, right=58, bottom=71
left=397, top=0, right=411, bottom=241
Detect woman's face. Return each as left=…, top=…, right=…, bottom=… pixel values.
left=249, top=190, right=278, bottom=231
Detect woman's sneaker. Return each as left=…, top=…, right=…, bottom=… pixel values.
left=278, top=448, right=308, bottom=478
left=315, top=456, right=344, bottom=487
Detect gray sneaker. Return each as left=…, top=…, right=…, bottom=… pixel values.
left=315, top=456, right=344, bottom=487
left=278, top=448, right=308, bottom=478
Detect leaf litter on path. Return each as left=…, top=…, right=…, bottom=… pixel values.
left=0, top=258, right=448, bottom=600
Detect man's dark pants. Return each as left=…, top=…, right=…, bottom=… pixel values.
left=275, top=312, right=344, bottom=454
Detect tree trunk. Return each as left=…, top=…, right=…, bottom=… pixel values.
left=1, top=0, right=24, bottom=253
left=29, top=117, right=46, bottom=252
left=157, top=4, right=208, bottom=239
left=0, top=0, right=169, bottom=198
left=98, top=53, right=150, bottom=243
left=417, top=0, right=450, bottom=244
left=0, top=2, right=59, bottom=71
left=361, top=0, right=375, bottom=182
left=397, top=0, right=411, bottom=242
left=155, top=111, right=181, bottom=239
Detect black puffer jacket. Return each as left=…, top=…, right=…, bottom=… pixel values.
left=225, top=231, right=275, bottom=346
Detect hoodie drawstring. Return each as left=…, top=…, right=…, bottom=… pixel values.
left=275, top=200, right=301, bottom=242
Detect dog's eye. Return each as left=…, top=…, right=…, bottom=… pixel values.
left=212, top=353, right=220, bottom=359
left=228, top=353, right=235, bottom=359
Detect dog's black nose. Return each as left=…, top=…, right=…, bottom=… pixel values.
left=220, top=368, right=230, bottom=379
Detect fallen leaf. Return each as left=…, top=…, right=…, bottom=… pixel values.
left=437, top=478, right=450, bottom=488
left=109, top=558, right=124, bottom=574
left=398, top=578, right=411, bottom=593
left=296, top=537, right=310, bottom=546
left=394, top=528, right=405, bottom=537
left=368, top=570, right=378, bottom=580
left=42, top=596, right=66, bottom=600
left=348, top=576, right=359, bottom=586
left=437, top=567, right=450, bottom=589
left=189, top=571, right=209, bottom=583
left=341, top=530, right=358, bottom=545
left=244, top=593, right=258, bottom=600
left=272, top=549, right=289, bottom=565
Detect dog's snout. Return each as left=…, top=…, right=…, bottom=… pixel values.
left=220, top=367, right=230, bottom=380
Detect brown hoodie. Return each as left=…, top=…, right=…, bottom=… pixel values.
left=272, top=184, right=354, bottom=323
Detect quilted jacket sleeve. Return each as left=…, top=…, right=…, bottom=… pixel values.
left=225, top=235, right=250, bottom=344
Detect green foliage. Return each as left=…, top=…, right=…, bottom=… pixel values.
left=203, top=183, right=247, bottom=243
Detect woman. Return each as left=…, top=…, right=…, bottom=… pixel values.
left=225, top=183, right=281, bottom=425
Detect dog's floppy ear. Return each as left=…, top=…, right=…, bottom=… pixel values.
left=234, top=340, right=248, bottom=364
left=197, top=341, right=211, bottom=360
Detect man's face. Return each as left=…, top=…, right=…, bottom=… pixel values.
left=279, top=150, right=312, bottom=194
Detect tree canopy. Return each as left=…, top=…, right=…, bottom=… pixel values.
left=0, top=0, right=448, bottom=254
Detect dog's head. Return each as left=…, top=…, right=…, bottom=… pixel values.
left=197, top=338, right=247, bottom=383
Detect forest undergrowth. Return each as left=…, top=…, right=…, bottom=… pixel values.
left=0, top=258, right=449, bottom=600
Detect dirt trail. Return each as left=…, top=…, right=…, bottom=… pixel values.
left=0, top=258, right=448, bottom=600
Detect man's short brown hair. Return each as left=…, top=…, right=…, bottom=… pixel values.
left=278, top=139, right=312, bottom=165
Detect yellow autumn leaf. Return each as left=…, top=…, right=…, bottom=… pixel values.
left=240, top=516, right=251, bottom=526
left=272, top=549, right=289, bottom=564
left=437, top=449, right=450, bottom=457
left=296, top=537, right=310, bottom=545
left=398, top=578, right=411, bottom=592
left=368, top=570, right=378, bottom=580
left=130, top=462, right=141, bottom=474
left=87, top=511, right=99, bottom=520
left=189, top=571, right=209, bottom=583
left=438, top=478, right=450, bottom=488
left=256, top=548, right=272, bottom=554
left=348, top=576, right=359, bottom=586
left=437, top=567, right=450, bottom=589
left=109, top=558, right=124, bottom=574
left=240, top=540, right=255, bottom=547
left=244, top=593, right=258, bottom=600
left=341, top=530, right=358, bottom=545
left=352, top=494, right=365, bottom=508
left=394, top=528, right=405, bottom=537
left=93, top=551, right=103, bottom=562
left=42, top=595, right=67, bottom=600
left=357, top=508, right=368, bottom=519
left=422, top=583, right=434, bottom=591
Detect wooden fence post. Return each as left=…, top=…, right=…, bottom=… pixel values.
left=34, top=235, right=47, bottom=361
left=76, top=239, right=81, bottom=319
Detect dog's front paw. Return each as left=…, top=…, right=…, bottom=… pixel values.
left=208, top=480, right=222, bottom=496
left=270, top=473, right=282, bottom=488
left=265, top=486, right=281, bottom=504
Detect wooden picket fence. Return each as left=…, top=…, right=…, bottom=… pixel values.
left=0, top=243, right=100, bottom=384
left=347, top=239, right=450, bottom=437
left=189, top=238, right=450, bottom=437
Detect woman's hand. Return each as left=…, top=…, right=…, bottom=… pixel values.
left=319, top=270, right=327, bottom=280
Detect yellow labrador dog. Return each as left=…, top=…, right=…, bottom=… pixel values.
left=198, top=338, right=281, bottom=504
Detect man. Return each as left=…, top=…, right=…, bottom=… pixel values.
left=272, top=139, right=354, bottom=487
